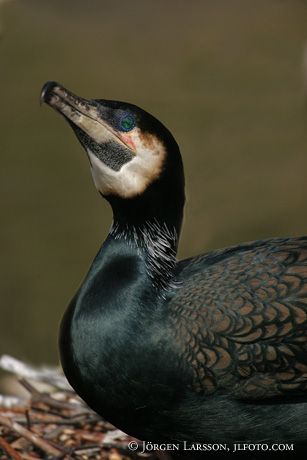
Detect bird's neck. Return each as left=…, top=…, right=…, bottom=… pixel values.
left=109, top=217, right=179, bottom=294
left=106, top=182, right=185, bottom=294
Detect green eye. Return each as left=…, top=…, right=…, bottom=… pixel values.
left=119, top=114, right=136, bottom=132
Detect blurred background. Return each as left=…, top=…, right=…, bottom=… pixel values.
left=1, top=0, right=307, bottom=365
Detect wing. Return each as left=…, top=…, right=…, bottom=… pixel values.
left=169, top=237, right=307, bottom=400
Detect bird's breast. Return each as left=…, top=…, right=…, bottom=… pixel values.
left=59, top=288, right=191, bottom=439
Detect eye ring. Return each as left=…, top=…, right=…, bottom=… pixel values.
left=118, top=113, right=136, bottom=132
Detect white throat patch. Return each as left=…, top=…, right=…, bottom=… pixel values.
left=88, top=128, right=166, bottom=199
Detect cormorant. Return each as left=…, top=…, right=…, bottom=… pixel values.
left=41, top=81, right=307, bottom=454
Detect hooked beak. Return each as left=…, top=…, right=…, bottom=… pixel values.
left=40, top=81, right=134, bottom=152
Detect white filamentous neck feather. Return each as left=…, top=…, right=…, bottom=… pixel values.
left=109, top=218, right=179, bottom=296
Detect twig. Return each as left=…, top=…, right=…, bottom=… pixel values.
left=0, top=355, right=70, bottom=390
left=0, top=414, right=63, bottom=457
left=0, top=436, right=23, bottom=460
left=18, top=379, right=39, bottom=396
left=19, top=379, right=88, bottom=416
left=25, top=410, right=31, bottom=431
left=0, top=355, right=161, bottom=459
left=73, top=444, right=102, bottom=455
left=20, top=455, right=42, bottom=460
left=0, top=395, right=23, bottom=408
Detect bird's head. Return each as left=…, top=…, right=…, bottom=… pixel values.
left=41, top=82, right=185, bottom=230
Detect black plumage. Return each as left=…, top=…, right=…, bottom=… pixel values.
left=41, top=81, right=307, bottom=455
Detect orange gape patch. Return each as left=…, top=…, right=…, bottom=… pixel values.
left=119, top=133, right=136, bottom=151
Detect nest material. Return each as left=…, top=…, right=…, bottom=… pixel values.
left=0, top=357, right=160, bottom=460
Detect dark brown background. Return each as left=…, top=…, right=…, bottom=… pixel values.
left=1, top=0, right=307, bottom=364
